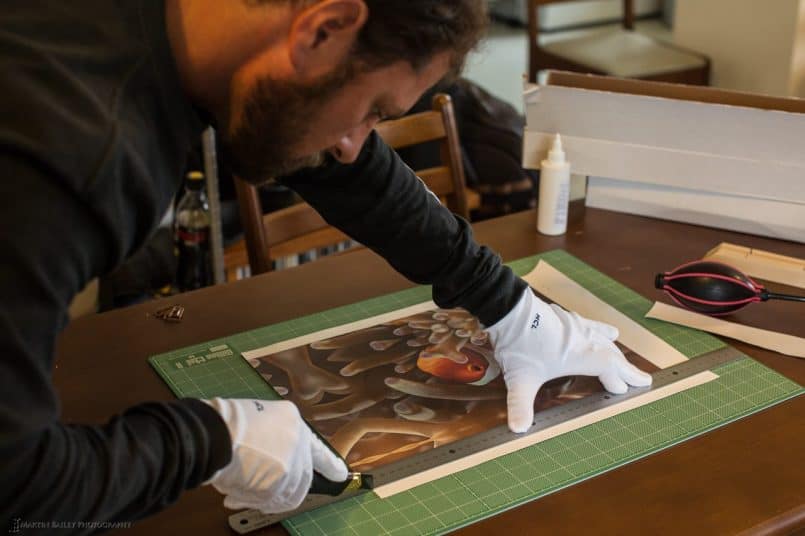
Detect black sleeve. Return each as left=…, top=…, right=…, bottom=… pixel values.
left=280, top=131, right=527, bottom=327
left=0, top=154, right=232, bottom=532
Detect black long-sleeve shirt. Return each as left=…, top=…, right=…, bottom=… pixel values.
left=0, top=0, right=524, bottom=532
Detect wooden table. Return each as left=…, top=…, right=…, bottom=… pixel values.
left=54, top=207, right=805, bottom=535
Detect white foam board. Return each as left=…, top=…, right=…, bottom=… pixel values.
left=586, top=176, right=805, bottom=243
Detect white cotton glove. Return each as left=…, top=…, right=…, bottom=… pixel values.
left=486, top=289, right=652, bottom=433
left=202, top=398, right=348, bottom=513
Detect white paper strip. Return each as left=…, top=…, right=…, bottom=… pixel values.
left=646, top=302, right=805, bottom=359
left=704, top=243, right=805, bottom=290
left=373, top=370, right=718, bottom=498
left=523, top=261, right=689, bottom=368
left=241, top=301, right=437, bottom=360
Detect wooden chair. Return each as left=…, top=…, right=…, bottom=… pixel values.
left=225, top=93, right=477, bottom=278
left=375, top=93, right=480, bottom=219
left=528, top=0, right=710, bottom=85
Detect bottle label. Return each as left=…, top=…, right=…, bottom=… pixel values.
left=554, top=181, right=570, bottom=225
left=176, top=224, right=212, bottom=291
left=177, top=228, right=209, bottom=245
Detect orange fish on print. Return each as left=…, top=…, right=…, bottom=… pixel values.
left=416, top=345, right=500, bottom=385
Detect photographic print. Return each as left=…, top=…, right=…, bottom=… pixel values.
left=246, top=293, right=658, bottom=473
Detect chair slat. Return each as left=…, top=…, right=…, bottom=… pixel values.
left=263, top=203, right=331, bottom=248
left=269, top=227, right=351, bottom=260
left=417, top=167, right=453, bottom=197
left=375, top=111, right=445, bottom=148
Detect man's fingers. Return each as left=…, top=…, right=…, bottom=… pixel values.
left=284, top=467, right=312, bottom=509
left=585, top=319, right=619, bottom=341
left=595, top=341, right=652, bottom=393
left=224, top=493, right=302, bottom=515
left=505, top=378, right=542, bottom=433
left=223, top=494, right=259, bottom=511
left=619, top=361, right=653, bottom=387
left=311, top=435, right=349, bottom=483
left=599, top=370, right=628, bottom=394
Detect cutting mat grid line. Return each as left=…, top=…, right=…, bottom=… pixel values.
left=148, top=250, right=803, bottom=536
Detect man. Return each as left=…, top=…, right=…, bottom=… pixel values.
left=0, top=0, right=651, bottom=530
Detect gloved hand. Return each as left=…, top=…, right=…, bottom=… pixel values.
left=203, top=398, right=348, bottom=513
left=486, top=289, right=652, bottom=433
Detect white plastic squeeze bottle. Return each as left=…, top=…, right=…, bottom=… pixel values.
left=537, top=134, right=570, bottom=235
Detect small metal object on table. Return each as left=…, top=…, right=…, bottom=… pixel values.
left=152, top=305, right=185, bottom=323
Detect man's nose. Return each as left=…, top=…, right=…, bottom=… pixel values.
left=328, top=122, right=376, bottom=164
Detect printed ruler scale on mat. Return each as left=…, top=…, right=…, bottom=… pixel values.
left=228, top=346, right=742, bottom=533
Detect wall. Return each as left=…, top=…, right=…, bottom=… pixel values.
left=674, top=0, right=804, bottom=97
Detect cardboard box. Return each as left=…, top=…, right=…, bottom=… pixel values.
left=523, top=71, right=805, bottom=242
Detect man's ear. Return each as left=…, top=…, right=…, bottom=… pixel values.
left=288, top=0, right=368, bottom=79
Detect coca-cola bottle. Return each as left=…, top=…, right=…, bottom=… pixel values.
left=175, top=171, right=213, bottom=291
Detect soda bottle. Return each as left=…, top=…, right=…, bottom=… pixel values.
left=175, top=171, right=213, bottom=291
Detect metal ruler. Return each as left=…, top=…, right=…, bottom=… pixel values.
left=229, top=346, right=742, bottom=533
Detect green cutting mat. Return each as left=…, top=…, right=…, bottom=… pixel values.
left=150, top=250, right=802, bottom=536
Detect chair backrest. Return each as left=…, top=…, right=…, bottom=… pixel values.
left=233, top=180, right=349, bottom=275
left=234, top=92, right=469, bottom=275
left=375, top=93, right=469, bottom=219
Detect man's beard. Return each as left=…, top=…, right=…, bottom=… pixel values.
left=221, top=66, right=352, bottom=184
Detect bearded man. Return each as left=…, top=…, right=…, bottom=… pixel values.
left=0, top=0, right=651, bottom=530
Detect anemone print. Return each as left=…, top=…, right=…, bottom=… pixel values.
left=248, top=293, right=658, bottom=472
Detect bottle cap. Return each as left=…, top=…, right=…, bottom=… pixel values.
left=185, top=171, right=205, bottom=190
left=547, top=134, right=566, bottom=164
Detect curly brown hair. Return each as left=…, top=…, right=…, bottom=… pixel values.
left=255, top=0, right=488, bottom=76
